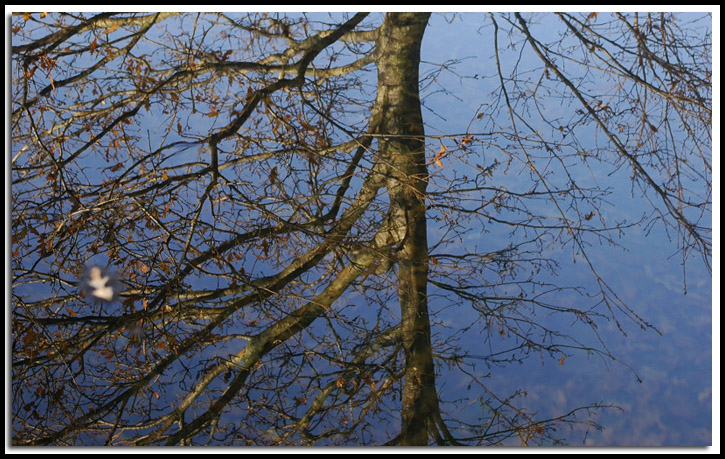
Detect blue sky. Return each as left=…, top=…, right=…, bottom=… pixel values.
left=416, top=11, right=714, bottom=446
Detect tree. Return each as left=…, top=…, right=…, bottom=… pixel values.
left=10, top=11, right=711, bottom=446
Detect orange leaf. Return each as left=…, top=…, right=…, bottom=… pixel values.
left=461, top=133, right=473, bottom=150
left=558, top=356, right=566, bottom=367
left=434, top=145, right=447, bottom=168
left=90, top=37, right=98, bottom=54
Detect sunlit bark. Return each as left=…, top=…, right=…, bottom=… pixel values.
left=373, top=12, right=437, bottom=446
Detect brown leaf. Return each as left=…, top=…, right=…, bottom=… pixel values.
left=461, top=133, right=474, bottom=150
left=434, top=145, right=447, bottom=168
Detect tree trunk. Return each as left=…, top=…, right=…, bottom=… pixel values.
left=375, top=12, right=436, bottom=446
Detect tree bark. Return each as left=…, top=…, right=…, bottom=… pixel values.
left=375, top=12, right=436, bottom=446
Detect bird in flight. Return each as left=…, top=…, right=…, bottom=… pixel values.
left=81, top=264, right=122, bottom=303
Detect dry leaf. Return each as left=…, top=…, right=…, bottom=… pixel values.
left=434, top=145, right=447, bottom=168
left=461, top=133, right=473, bottom=150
